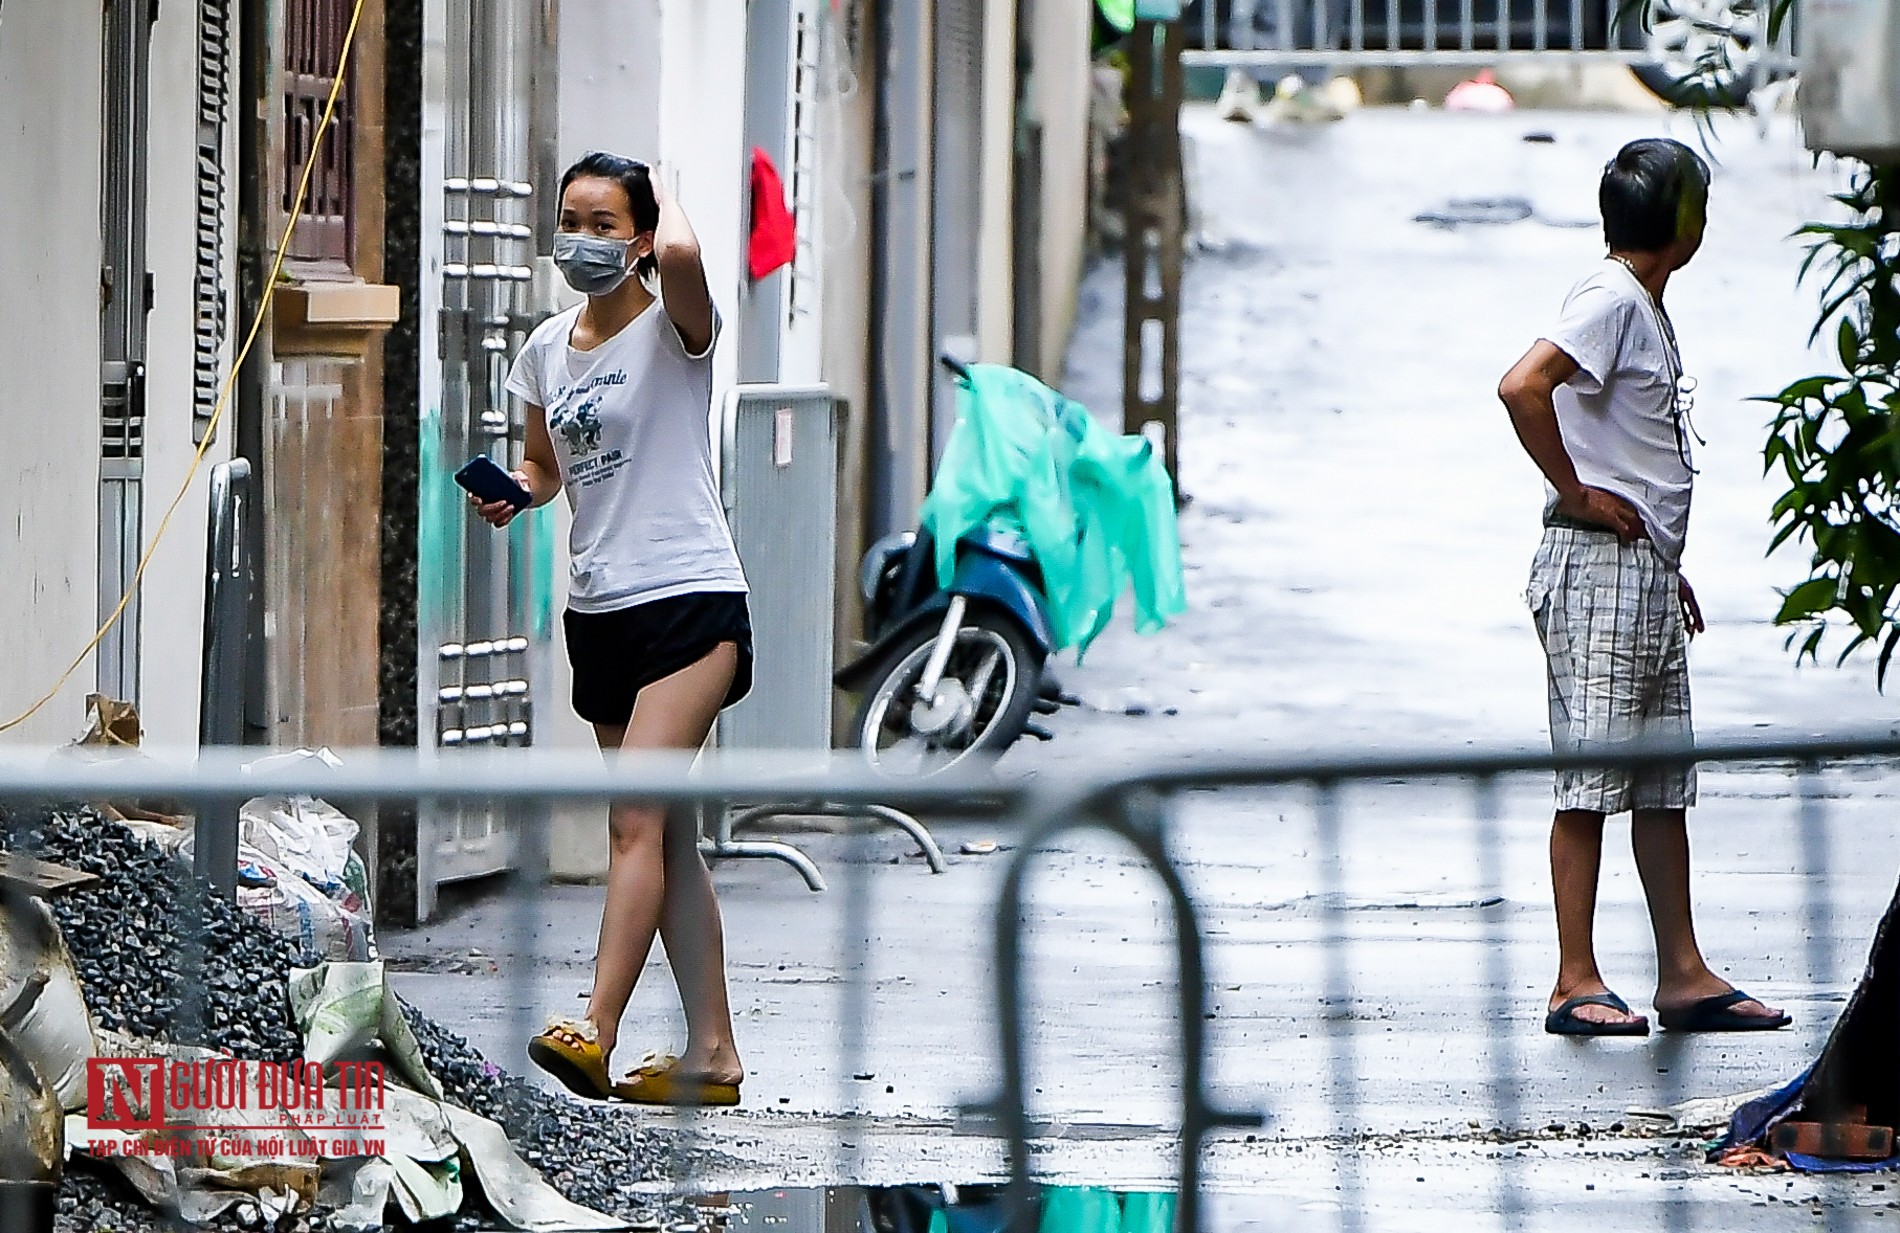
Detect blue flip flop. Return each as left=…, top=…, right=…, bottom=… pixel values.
left=1545, top=991, right=1650, bottom=1036
left=1657, top=989, right=1791, bottom=1032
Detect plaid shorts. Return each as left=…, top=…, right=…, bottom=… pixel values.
left=1527, top=526, right=1696, bottom=813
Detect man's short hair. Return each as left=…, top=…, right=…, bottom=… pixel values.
left=1599, top=139, right=1711, bottom=253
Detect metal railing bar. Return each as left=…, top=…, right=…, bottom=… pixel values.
left=1798, top=759, right=1843, bottom=1233
left=1057, top=731, right=1900, bottom=810
left=1472, top=776, right=1524, bottom=1229
left=835, top=817, right=875, bottom=1182
left=978, top=789, right=1259, bottom=1233
left=1314, top=781, right=1364, bottom=1233
left=10, top=730, right=1900, bottom=808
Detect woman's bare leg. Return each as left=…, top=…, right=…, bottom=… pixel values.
left=580, top=644, right=743, bottom=1079
left=657, top=801, right=744, bottom=1083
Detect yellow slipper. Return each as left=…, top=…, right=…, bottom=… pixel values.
left=527, top=1018, right=612, bottom=1100
left=612, top=1051, right=741, bottom=1108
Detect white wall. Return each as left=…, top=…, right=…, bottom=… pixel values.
left=659, top=0, right=748, bottom=413
left=0, top=3, right=230, bottom=752
left=978, top=0, right=1019, bottom=362
left=141, top=0, right=235, bottom=752
left=556, top=0, right=663, bottom=165
left=0, top=4, right=108, bottom=747
left=1035, top=0, right=1095, bottom=377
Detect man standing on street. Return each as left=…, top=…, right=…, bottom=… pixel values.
left=1498, top=139, right=1791, bottom=1037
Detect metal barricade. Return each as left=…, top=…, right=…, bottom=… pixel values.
left=6, top=730, right=1897, bottom=1231
left=195, top=457, right=252, bottom=898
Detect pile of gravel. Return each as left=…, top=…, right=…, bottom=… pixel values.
left=0, top=803, right=681, bottom=1232
left=1, top=803, right=318, bottom=1057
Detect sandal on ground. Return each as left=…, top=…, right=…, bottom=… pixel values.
left=1545, top=991, right=1650, bottom=1037
left=613, top=1051, right=741, bottom=1108
left=1657, top=989, right=1791, bottom=1033
left=527, top=1018, right=613, bottom=1099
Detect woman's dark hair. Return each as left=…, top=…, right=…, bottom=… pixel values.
left=559, top=151, right=660, bottom=279
left=1599, top=138, right=1711, bottom=254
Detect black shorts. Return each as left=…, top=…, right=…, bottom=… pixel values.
left=562, top=591, right=755, bottom=727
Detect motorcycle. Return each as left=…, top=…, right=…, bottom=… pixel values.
left=835, top=360, right=1071, bottom=776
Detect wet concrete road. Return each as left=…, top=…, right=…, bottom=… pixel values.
left=389, top=108, right=1900, bottom=1227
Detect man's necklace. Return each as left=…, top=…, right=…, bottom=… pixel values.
left=1611, top=252, right=1680, bottom=365
left=1610, top=253, right=1700, bottom=470
left=1610, top=255, right=1675, bottom=339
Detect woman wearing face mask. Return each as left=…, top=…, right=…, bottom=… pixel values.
left=471, top=151, right=749, bottom=1107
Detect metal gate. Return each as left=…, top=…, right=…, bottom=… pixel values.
left=1177, top=0, right=1795, bottom=84
left=98, top=0, right=157, bottom=705
left=414, top=0, right=557, bottom=917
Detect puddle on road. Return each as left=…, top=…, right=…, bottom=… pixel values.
left=700, top=1185, right=1176, bottom=1231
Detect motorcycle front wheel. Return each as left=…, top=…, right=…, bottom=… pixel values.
left=852, top=608, right=1042, bottom=777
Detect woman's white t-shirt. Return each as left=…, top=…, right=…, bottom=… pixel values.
left=505, top=300, right=747, bottom=613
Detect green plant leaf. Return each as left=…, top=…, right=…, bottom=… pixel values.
left=1776, top=577, right=1839, bottom=624
left=1879, top=627, right=1900, bottom=692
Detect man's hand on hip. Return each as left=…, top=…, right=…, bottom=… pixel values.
left=1556, top=486, right=1646, bottom=542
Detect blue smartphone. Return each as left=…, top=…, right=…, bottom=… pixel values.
left=455, top=455, right=532, bottom=509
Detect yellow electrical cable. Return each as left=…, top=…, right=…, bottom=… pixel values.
left=0, top=0, right=368, bottom=736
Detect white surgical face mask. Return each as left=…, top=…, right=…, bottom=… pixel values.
left=552, top=232, right=634, bottom=296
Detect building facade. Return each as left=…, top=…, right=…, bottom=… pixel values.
left=0, top=0, right=1104, bottom=919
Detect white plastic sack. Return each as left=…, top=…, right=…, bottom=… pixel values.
left=238, top=793, right=369, bottom=908
left=187, top=765, right=378, bottom=960
left=319, top=1158, right=401, bottom=1233
left=238, top=867, right=375, bottom=962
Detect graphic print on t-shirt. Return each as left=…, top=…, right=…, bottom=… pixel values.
left=547, top=370, right=629, bottom=489
left=503, top=301, right=746, bottom=611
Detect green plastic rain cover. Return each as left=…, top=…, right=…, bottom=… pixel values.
left=918, top=363, right=1185, bottom=659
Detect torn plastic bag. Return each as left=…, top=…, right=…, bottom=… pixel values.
left=288, top=962, right=444, bottom=1100
left=441, top=1101, right=628, bottom=1231
left=174, top=749, right=377, bottom=961
left=318, top=1158, right=400, bottom=1233
left=376, top=1085, right=464, bottom=1222
left=0, top=894, right=95, bottom=1111
left=235, top=790, right=372, bottom=912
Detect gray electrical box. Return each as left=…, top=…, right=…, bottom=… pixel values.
left=1800, top=0, right=1900, bottom=160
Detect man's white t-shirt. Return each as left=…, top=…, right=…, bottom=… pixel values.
left=505, top=301, right=747, bottom=613
left=1540, top=259, right=1693, bottom=565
